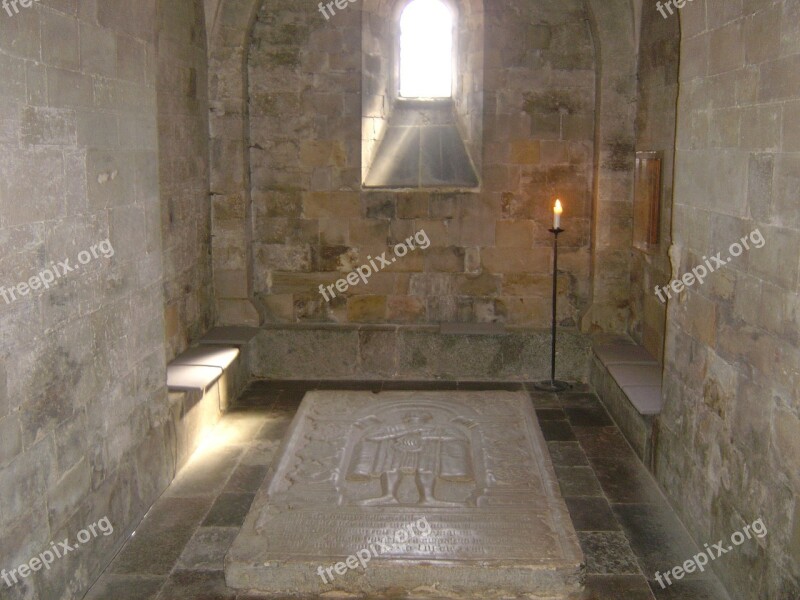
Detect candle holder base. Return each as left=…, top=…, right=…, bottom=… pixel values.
left=533, top=380, right=571, bottom=392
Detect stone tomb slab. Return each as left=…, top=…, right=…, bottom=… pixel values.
left=226, top=391, right=584, bottom=598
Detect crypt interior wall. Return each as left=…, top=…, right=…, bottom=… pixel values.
left=628, top=0, right=680, bottom=362
left=656, top=1, right=800, bottom=597
left=0, top=2, right=172, bottom=599
left=0, top=2, right=218, bottom=598
left=158, top=0, right=216, bottom=361
left=246, top=0, right=597, bottom=327
left=0, top=0, right=796, bottom=599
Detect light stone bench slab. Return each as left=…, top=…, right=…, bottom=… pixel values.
left=590, top=334, right=663, bottom=466
left=166, top=328, right=257, bottom=471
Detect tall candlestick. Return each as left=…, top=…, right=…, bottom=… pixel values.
left=533, top=220, right=570, bottom=392
left=554, top=199, right=563, bottom=230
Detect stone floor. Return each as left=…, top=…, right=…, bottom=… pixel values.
left=84, top=381, right=732, bottom=600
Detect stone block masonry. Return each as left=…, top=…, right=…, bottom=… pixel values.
left=246, top=0, right=596, bottom=328
left=318, top=229, right=431, bottom=302
left=654, top=229, right=765, bottom=303
left=0, top=239, right=115, bottom=305
left=0, top=3, right=215, bottom=600
left=660, top=0, right=800, bottom=597
left=2, top=517, right=114, bottom=590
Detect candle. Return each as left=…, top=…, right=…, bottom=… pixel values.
left=553, top=199, right=563, bottom=229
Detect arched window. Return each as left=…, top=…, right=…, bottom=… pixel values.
left=399, top=0, right=454, bottom=98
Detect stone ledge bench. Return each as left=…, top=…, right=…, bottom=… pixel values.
left=165, top=326, right=259, bottom=469
left=590, top=333, right=663, bottom=467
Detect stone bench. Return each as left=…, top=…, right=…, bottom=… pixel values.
left=166, top=326, right=258, bottom=469
left=590, top=334, right=663, bottom=467
left=249, top=323, right=592, bottom=382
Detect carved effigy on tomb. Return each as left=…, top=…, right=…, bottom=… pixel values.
left=229, top=391, right=584, bottom=598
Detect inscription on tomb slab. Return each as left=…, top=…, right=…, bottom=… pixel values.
left=227, top=391, right=583, bottom=597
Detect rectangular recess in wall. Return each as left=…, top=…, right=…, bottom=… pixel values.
left=633, top=151, right=662, bottom=253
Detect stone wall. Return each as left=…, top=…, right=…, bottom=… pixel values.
left=247, top=0, right=596, bottom=328
left=628, top=0, right=680, bottom=361
left=207, top=0, right=262, bottom=326
left=658, top=1, right=800, bottom=597
left=361, top=1, right=395, bottom=183
left=0, top=2, right=207, bottom=599
left=580, top=0, right=637, bottom=334
left=157, top=0, right=215, bottom=360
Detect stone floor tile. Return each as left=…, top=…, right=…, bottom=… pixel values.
left=177, top=527, right=239, bottom=570
left=256, top=416, right=292, bottom=442
left=564, top=406, right=614, bottom=427
left=573, top=426, right=638, bottom=458
left=555, top=466, right=604, bottom=496
left=238, top=443, right=278, bottom=467
left=547, top=441, right=590, bottom=466
left=202, top=492, right=255, bottom=527
left=612, top=503, right=709, bottom=580
left=84, top=381, right=734, bottom=600
left=528, top=391, right=562, bottom=408
left=649, top=577, right=732, bottom=599
left=108, top=496, right=213, bottom=575
left=210, top=411, right=271, bottom=445
left=578, top=531, right=642, bottom=575
left=224, top=463, right=270, bottom=493
left=540, top=419, right=577, bottom=441
left=589, top=456, right=665, bottom=504
left=536, top=408, right=567, bottom=420
left=558, top=392, right=605, bottom=410
left=569, top=574, right=655, bottom=599
left=156, top=570, right=236, bottom=600
left=83, top=574, right=164, bottom=600
left=164, top=446, right=244, bottom=498
left=565, top=497, right=621, bottom=532
left=566, top=382, right=594, bottom=393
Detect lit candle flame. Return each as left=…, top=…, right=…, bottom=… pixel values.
left=553, top=199, right=563, bottom=229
